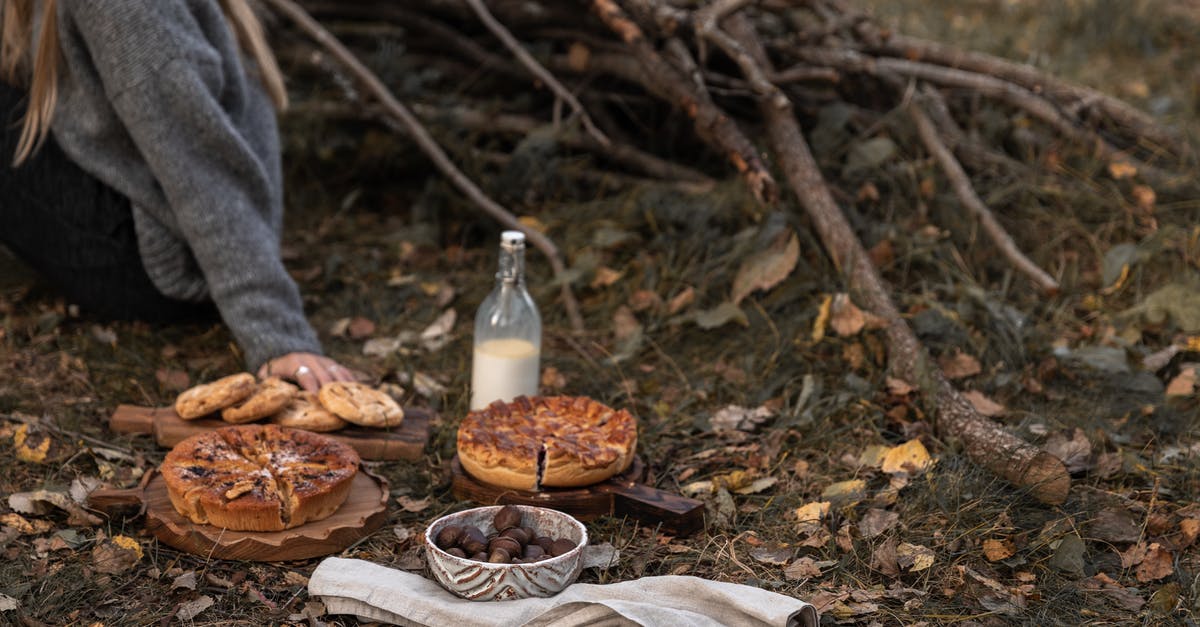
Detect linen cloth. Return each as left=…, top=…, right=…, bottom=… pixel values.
left=309, top=557, right=818, bottom=627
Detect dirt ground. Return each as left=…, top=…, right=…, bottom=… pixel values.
left=2, top=1, right=1200, bottom=625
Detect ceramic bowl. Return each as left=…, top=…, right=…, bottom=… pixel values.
left=424, top=504, right=587, bottom=601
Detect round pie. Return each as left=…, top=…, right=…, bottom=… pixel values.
left=271, top=390, right=349, bottom=432
left=221, top=377, right=298, bottom=424
left=318, top=381, right=404, bottom=428
left=175, top=373, right=257, bottom=419
left=160, top=424, right=360, bottom=531
left=457, top=395, right=638, bottom=490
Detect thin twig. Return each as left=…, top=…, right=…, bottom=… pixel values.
left=463, top=0, right=612, bottom=147
left=590, top=0, right=777, bottom=203
left=909, top=103, right=1060, bottom=294
left=265, top=0, right=584, bottom=332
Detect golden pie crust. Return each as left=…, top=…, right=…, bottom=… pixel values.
left=160, top=424, right=359, bottom=531
left=456, top=395, right=637, bottom=490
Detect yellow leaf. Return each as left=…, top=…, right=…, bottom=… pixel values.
left=517, top=216, right=547, bottom=233
left=794, top=501, right=830, bottom=524
left=1108, top=161, right=1138, bottom=180
left=13, top=424, right=49, bottom=464
left=983, top=538, right=1016, bottom=562
left=1100, top=263, right=1130, bottom=295
left=811, top=294, right=832, bottom=343
left=1187, top=336, right=1200, bottom=353
left=111, top=535, right=144, bottom=560
left=821, top=479, right=867, bottom=503
left=880, top=439, right=933, bottom=475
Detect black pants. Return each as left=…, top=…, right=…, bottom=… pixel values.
left=1, top=83, right=207, bottom=321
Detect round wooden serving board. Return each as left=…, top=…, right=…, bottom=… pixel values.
left=89, top=469, right=389, bottom=561
left=450, top=456, right=704, bottom=536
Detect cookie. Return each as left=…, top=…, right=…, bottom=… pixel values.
left=317, top=381, right=404, bottom=428
left=175, top=373, right=257, bottom=420
left=271, top=391, right=348, bottom=433
left=221, top=377, right=298, bottom=424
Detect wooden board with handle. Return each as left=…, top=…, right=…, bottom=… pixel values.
left=87, top=468, right=389, bottom=561
left=109, top=404, right=430, bottom=461
left=450, top=456, right=704, bottom=536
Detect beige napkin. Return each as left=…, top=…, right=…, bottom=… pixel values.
left=309, top=557, right=818, bottom=627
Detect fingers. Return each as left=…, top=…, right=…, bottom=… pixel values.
left=263, top=352, right=357, bottom=392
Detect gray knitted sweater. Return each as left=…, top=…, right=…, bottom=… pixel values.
left=49, top=0, right=321, bottom=369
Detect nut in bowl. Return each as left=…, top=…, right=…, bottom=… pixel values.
left=424, top=504, right=587, bottom=601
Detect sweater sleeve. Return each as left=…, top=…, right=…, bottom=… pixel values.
left=59, top=0, right=323, bottom=370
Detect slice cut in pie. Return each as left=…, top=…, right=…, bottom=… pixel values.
left=456, top=395, right=638, bottom=490
left=160, top=424, right=360, bottom=531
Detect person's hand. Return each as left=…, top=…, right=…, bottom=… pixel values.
left=258, top=352, right=357, bottom=392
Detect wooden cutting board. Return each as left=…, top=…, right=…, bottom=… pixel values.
left=450, top=456, right=705, bottom=536
left=88, top=468, right=389, bottom=561
left=109, top=404, right=430, bottom=461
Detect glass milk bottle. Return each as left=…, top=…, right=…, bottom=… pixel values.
left=470, top=231, right=542, bottom=410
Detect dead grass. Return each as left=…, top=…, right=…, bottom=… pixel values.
left=2, top=1, right=1200, bottom=625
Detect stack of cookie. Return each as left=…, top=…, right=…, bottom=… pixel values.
left=174, top=374, right=405, bottom=432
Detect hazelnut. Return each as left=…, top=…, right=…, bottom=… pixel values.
left=446, top=547, right=467, bottom=558
left=535, top=536, right=555, bottom=553
left=487, top=548, right=512, bottom=563
left=493, top=505, right=522, bottom=531
left=488, top=536, right=522, bottom=556
left=550, top=538, right=577, bottom=557
left=523, top=544, right=545, bottom=559
left=521, top=526, right=536, bottom=541
left=500, top=527, right=531, bottom=546
left=471, top=551, right=488, bottom=562
left=435, top=525, right=463, bottom=549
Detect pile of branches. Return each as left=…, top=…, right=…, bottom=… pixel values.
left=263, top=0, right=1197, bottom=504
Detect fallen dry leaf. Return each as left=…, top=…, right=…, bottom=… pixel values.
left=886, top=377, right=914, bottom=396
left=1120, top=542, right=1149, bottom=569
left=12, top=424, right=50, bottom=463
left=1108, top=161, right=1138, bottom=180
left=871, top=536, right=900, bottom=577
left=348, top=316, right=376, bottom=339
left=982, top=538, right=1016, bottom=562
left=0, top=513, right=54, bottom=535
left=733, top=476, right=778, bottom=495
left=731, top=230, right=799, bottom=305
left=175, top=595, right=214, bottom=621
left=612, top=306, right=642, bottom=344
left=859, top=508, right=900, bottom=539
left=1089, top=508, right=1141, bottom=544
left=540, top=366, right=568, bottom=390
left=962, top=390, right=1006, bottom=417
left=92, top=535, right=143, bottom=575
left=880, top=439, right=934, bottom=475
left=710, top=404, right=774, bottom=433
left=896, top=542, right=936, bottom=572
left=795, top=501, right=831, bottom=527
left=1131, top=184, right=1156, bottom=212
left=939, top=351, right=982, bottom=380
left=1135, top=544, right=1174, bottom=582
left=784, top=557, right=823, bottom=580
left=749, top=542, right=794, bottom=565
left=1044, top=428, right=1093, bottom=473
left=628, top=289, right=662, bottom=313
left=419, top=308, right=456, bottom=351
left=1180, top=518, right=1200, bottom=547
left=667, top=286, right=695, bottom=315
left=822, top=479, right=867, bottom=504
left=155, top=368, right=190, bottom=392
left=9, top=489, right=102, bottom=526
left=591, top=266, right=623, bottom=289
left=830, top=293, right=866, bottom=336
left=396, top=495, right=432, bottom=513
left=812, top=294, right=833, bottom=342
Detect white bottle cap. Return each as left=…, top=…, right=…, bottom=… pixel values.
left=501, top=230, right=526, bottom=246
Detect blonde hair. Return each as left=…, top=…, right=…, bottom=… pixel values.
left=1, top=0, right=287, bottom=165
